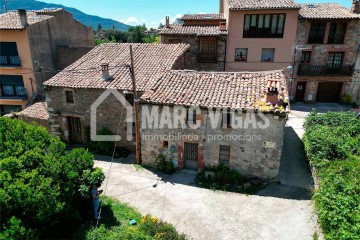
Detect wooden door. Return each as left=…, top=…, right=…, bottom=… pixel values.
left=295, top=81, right=307, bottom=102
left=67, top=117, right=83, bottom=144
left=316, top=82, right=343, bottom=103
left=184, top=143, right=198, bottom=171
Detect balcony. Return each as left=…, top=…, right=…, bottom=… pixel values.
left=0, top=55, right=21, bottom=66
left=197, top=52, right=217, bottom=63
left=298, top=64, right=353, bottom=76
left=327, top=33, right=346, bottom=44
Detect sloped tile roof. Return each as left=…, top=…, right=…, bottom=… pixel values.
left=0, top=10, right=53, bottom=30
left=180, top=13, right=226, bottom=21
left=299, top=4, right=360, bottom=19
left=160, top=24, right=227, bottom=36
left=17, top=102, right=49, bottom=120
left=141, top=70, right=289, bottom=113
left=44, top=43, right=190, bottom=92
left=228, top=0, right=300, bottom=10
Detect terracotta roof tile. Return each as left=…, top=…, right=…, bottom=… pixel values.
left=228, top=0, right=300, bottom=10
left=17, top=102, right=49, bottom=120
left=0, top=10, right=53, bottom=30
left=299, top=4, right=360, bottom=19
left=44, top=43, right=190, bottom=92
left=141, top=70, right=289, bottom=113
left=180, top=13, right=226, bottom=21
left=160, top=24, right=227, bottom=36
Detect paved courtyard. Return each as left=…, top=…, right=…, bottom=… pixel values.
left=94, top=103, right=352, bottom=239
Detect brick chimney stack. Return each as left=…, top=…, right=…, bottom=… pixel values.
left=101, top=63, right=111, bottom=81
left=165, top=16, right=170, bottom=28
left=352, top=0, right=360, bottom=14
left=18, top=9, right=29, bottom=28
left=219, top=0, right=224, bottom=14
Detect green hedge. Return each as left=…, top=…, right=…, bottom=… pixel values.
left=304, top=111, right=360, bottom=239
left=0, top=117, right=104, bottom=239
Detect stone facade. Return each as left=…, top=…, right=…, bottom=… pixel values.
left=46, top=87, right=135, bottom=149
left=291, top=19, right=360, bottom=102
left=351, top=50, right=360, bottom=102
left=161, top=35, right=227, bottom=71
left=140, top=105, right=286, bottom=181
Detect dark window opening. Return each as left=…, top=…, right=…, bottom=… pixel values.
left=327, top=23, right=347, bottom=44
left=198, top=37, right=217, bottom=63
left=219, top=145, right=230, bottom=165
left=243, top=14, right=286, bottom=38
left=65, top=91, right=74, bottom=103
left=301, top=51, right=312, bottom=64
left=163, top=141, right=169, bottom=148
left=186, top=108, right=197, bottom=124
left=0, top=75, right=26, bottom=97
left=0, top=42, right=21, bottom=66
left=308, top=22, right=326, bottom=44
left=125, top=93, right=134, bottom=105
left=235, top=48, right=248, bottom=62
left=222, top=112, right=231, bottom=128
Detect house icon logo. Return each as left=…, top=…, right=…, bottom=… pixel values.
left=90, top=89, right=134, bottom=141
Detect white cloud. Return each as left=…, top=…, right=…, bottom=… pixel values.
left=123, top=16, right=143, bottom=26
left=120, top=13, right=183, bottom=29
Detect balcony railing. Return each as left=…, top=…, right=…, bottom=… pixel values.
left=327, top=33, right=346, bottom=44
left=307, top=35, right=325, bottom=44
left=243, top=28, right=284, bottom=38
left=0, top=55, right=21, bottom=66
left=197, top=52, right=217, bottom=63
left=298, top=64, right=353, bottom=76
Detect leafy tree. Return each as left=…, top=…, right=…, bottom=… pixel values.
left=0, top=117, right=105, bottom=239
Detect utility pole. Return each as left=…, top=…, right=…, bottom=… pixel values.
left=129, top=45, right=141, bottom=165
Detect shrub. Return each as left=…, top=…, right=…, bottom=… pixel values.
left=0, top=117, right=104, bottom=239
left=155, top=153, right=176, bottom=174
left=304, top=112, right=360, bottom=239
left=340, top=94, right=353, bottom=105
left=84, top=127, right=132, bottom=158
left=197, top=164, right=265, bottom=194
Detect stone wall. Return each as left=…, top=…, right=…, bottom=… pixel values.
left=292, top=19, right=360, bottom=102
left=46, top=87, right=135, bottom=149
left=140, top=104, right=286, bottom=181
left=16, top=115, right=51, bottom=133
left=161, top=34, right=226, bottom=71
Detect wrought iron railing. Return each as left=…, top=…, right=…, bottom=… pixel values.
left=197, top=52, right=217, bottom=63
left=298, top=64, right=353, bottom=76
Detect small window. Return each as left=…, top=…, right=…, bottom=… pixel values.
left=261, top=48, right=275, bottom=62
left=222, top=112, right=231, bottom=128
left=163, top=141, right=169, bottom=148
left=125, top=93, right=134, bottom=105
left=301, top=51, right=311, bottom=64
left=65, top=91, right=74, bottom=103
left=235, top=48, right=248, bottom=62
left=186, top=108, right=197, bottom=124
left=219, top=145, right=230, bottom=165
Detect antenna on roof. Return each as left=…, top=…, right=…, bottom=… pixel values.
left=4, top=0, right=8, bottom=13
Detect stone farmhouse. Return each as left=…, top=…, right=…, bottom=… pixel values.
left=160, top=0, right=360, bottom=103
left=0, top=9, right=94, bottom=116
left=140, top=70, right=289, bottom=180
left=43, top=43, right=190, bottom=147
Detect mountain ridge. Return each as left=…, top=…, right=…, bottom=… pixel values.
left=1, top=0, right=130, bottom=31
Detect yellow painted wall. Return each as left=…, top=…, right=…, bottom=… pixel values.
left=0, top=29, right=36, bottom=109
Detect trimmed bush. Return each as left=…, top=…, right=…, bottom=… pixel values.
left=0, top=117, right=104, bottom=239
left=155, top=153, right=176, bottom=174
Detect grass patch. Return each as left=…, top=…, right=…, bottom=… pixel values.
left=133, top=164, right=144, bottom=171
left=304, top=111, right=360, bottom=240
left=72, top=196, right=187, bottom=240
left=197, top=165, right=267, bottom=194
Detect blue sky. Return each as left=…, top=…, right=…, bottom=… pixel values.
left=41, top=0, right=352, bottom=28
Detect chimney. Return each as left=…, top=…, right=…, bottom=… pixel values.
left=219, top=22, right=227, bottom=31
left=101, top=63, right=111, bottom=81
left=18, top=9, right=29, bottom=28
left=351, top=0, right=360, bottom=14
left=219, top=0, right=224, bottom=14
left=165, top=16, right=170, bottom=28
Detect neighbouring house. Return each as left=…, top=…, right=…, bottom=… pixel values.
left=0, top=9, right=94, bottom=116
left=223, top=0, right=300, bottom=72
left=351, top=43, right=360, bottom=102
left=159, top=14, right=227, bottom=71
left=43, top=43, right=190, bottom=147
left=16, top=102, right=50, bottom=132
left=140, top=70, right=289, bottom=180
left=291, top=1, right=360, bottom=103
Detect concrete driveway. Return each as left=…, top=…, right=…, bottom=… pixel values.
left=95, top=159, right=316, bottom=240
